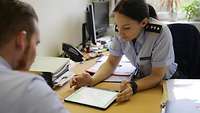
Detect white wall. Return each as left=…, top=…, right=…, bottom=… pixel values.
left=21, top=0, right=89, bottom=56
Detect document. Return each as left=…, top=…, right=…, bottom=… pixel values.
left=86, top=55, right=136, bottom=76
left=166, top=79, right=200, bottom=113
left=96, top=55, right=130, bottom=63
left=30, top=56, right=72, bottom=87
left=104, top=75, right=130, bottom=82
left=30, top=56, right=70, bottom=74
left=64, top=87, right=118, bottom=109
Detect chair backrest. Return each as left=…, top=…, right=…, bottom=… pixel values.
left=168, top=23, right=200, bottom=79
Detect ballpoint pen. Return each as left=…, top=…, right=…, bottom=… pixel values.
left=161, top=102, right=167, bottom=113
left=129, top=68, right=139, bottom=81
left=160, top=81, right=168, bottom=113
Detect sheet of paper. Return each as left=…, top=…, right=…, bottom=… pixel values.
left=65, top=87, right=118, bottom=109
left=166, top=79, right=200, bottom=113
left=104, top=75, right=130, bottom=82
left=86, top=61, right=135, bottom=76
left=54, top=71, right=75, bottom=87
left=96, top=55, right=130, bottom=63
left=30, top=56, right=70, bottom=73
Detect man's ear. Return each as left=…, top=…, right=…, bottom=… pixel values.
left=15, top=31, right=27, bottom=51
left=140, top=18, right=148, bottom=27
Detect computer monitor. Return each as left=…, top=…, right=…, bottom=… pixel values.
left=82, top=2, right=109, bottom=48
left=93, top=1, right=109, bottom=38
left=85, top=3, right=96, bottom=45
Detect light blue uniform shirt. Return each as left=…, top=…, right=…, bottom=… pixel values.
left=0, top=57, right=70, bottom=113
left=109, top=18, right=177, bottom=79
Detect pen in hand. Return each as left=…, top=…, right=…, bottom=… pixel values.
left=119, top=81, right=129, bottom=92
left=116, top=80, right=132, bottom=102
left=70, top=75, right=78, bottom=88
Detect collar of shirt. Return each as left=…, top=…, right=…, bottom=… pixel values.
left=132, top=17, right=156, bottom=46
left=133, top=30, right=146, bottom=55
left=135, top=29, right=145, bottom=46
left=0, top=56, right=12, bottom=70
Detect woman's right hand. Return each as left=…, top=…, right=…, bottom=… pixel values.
left=69, top=72, right=93, bottom=89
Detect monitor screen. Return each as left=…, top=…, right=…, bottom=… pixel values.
left=85, top=3, right=96, bottom=45
left=82, top=1, right=109, bottom=48
left=93, top=1, right=109, bottom=38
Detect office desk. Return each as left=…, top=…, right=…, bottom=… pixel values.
left=56, top=58, right=163, bottom=113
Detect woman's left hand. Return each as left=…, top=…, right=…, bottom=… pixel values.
left=116, top=80, right=133, bottom=102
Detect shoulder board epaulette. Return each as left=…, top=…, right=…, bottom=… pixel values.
left=145, top=23, right=162, bottom=33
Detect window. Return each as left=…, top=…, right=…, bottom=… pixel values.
left=147, top=0, right=190, bottom=21
left=110, top=0, right=200, bottom=21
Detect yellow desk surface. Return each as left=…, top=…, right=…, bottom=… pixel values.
left=56, top=58, right=163, bottom=113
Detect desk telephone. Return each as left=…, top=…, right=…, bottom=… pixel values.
left=62, top=43, right=84, bottom=62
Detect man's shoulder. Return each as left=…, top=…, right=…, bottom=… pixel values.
left=17, top=71, right=70, bottom=113
left=10, top=70, right=45, bottom=87
left=0, top=70, right=70, bottom=113
left=0, top=69, right=44, bottom=85
left=0, top=70, right=50, bottom=99
left=12, top=71, right=51, bottom=94
left=0, top=70, right=53, bottom=112
left=0, top=70, right=48, bottom=97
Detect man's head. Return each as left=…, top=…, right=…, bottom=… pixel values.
left=0, top=0, right=40, bottom=70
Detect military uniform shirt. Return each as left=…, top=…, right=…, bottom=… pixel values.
left=109, top=18, right=177, bottom=79
left=0, top=56, right=70, bottom=113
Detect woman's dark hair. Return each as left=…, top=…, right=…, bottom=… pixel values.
left=0, top=0, right=38, bottom=47
left=148, top=4, right=158, bottom=19
left=114, top=0, right=149, bottom=22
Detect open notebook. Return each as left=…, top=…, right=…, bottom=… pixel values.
left=64, top=87, right=118, bottom=109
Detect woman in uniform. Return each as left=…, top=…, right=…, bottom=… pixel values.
left=70, top=0, right=177, bottom=102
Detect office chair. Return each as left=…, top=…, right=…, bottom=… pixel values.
left=168, top=23, right=200, bottom=79
left=148, top=4, right=158, bottom=19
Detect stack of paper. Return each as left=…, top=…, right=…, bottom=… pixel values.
left=166, top=79, right=200, bottom=113
left=30, top=56, right=73, bottom=86
left=30, top=56, right=69, bottom=73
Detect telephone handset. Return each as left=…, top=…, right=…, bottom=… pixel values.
left=62, top=43, right=84, bottom=62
